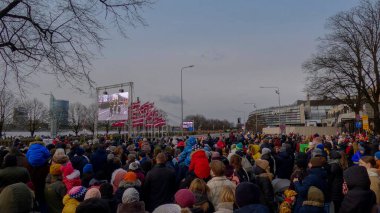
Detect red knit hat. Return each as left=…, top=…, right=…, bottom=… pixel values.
left=124, top=171, right=137, bottom=182
left=175, top=189, right=195, bottom=208
left=177, top=141, right=185, bottom=147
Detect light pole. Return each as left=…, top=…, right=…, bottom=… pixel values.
left=244, top=103, right=257, bottom=132
left=181, top=65, right=194, bottom=136
left=260, top=86, right=281, bottom=130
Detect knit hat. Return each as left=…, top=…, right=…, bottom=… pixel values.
left=375, top=151, right=380, bottom=160
left=304, top=186, right=324, bottom=207
left=124, top=171, right=137, bottom=182
left=316, top=144, right=324, bottom=150
left=284, top=189, right=297, bottom=198
left=84, top=188, right=101, bottom=200
left=177, top=141, right=185, bottom=147
left=235, top=182, right=261, bottom=207
left=69, top=186, right=87, bottom=200
left=261, top=148, right=271, bottom=155
left=309, top=157, right=325, bottom=168
left=312, top=148, right=323, bottom=158
left=255, top=159, right=270, bottom=171
left=236, top=142, right=243, bottom=150
left=107, top=154, right=115, bottom=161
left=153, top=204, right=181, bottom=213
left=83, top=164, right=93, bottom=174
left=129, top=162, right=139, bottom=171
left=192, top=144, right=202, bottom=152
left=122, top=187, right=139, bottom=204
left=211, top=151, right=220, bottom=159
left=174, top=189, right=196, bottom=208
left=50, top=164, right=62, bottom=176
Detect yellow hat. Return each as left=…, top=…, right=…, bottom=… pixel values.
left=50, top=164, right=62, bottom=176
left=284, top=189, right=297, bottom=198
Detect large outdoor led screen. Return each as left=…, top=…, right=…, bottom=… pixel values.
left=98, top=92, right=129, bottom=121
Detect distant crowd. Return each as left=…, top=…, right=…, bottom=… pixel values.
left=0, top=132, right=380, bottom=213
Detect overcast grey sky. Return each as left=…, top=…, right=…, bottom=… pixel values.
left=30, top=0, right=359, bottom=124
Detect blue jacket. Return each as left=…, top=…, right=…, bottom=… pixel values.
left=178, top=137, right=196, bottom=167
left=294, top=168, right=328, bottom=213
left=234, top=204, right=270, bottom=213
left=26, top=143, right=50, bottom=167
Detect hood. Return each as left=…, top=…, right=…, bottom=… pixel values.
left=191, top=149, right=207, bottom=159
left=63, top=194, right=79, bottom=206
left=344, top=166, right=370, bottom=190
left=186, top=137, right=196, bottom=148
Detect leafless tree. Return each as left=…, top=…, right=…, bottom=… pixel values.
left=304, top=0, right=380, bottom=133
left=84, top=103, right=97, bottom=135
left=69, top=102, right=86, bottom=136
left=0, top=89, right=15, bottom=137
left=0, top=0, right=151, bottom=91
left=20, top=98, right=48, bottom=136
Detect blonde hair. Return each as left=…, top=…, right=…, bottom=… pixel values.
left=189, top=178, right=209, bottom=194
left=219, top=185, right=235, bottom=203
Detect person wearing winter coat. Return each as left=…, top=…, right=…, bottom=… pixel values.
left=234, top=182, right=270, bottom=213
left=214, top=185, right=234, bottom=213
left=189, top=148, right=211, bottom=180
left=61, top=161, right=82, bottom=191
left=76, top=198, right=111, bottom=213
left=0, top=182, right=34, bottom=212
left=143, top=153, right=176, bottom=212
left=299, top=186, right=325, bottom=213
left=178, top=137, right=197, bottom=167
left=279, top=189, right=297, bottom=213
left=275, top=147, right=294, bottom=179
left=99, top=183, right=118, bottom=213
left=248, top=144, right=261, bottom=160
left=117, top=187, right=146, bottom=213
left=207, top=160, right=235, bottom=209
left=326, top=151, right=344, bottom=212
left=45, top=164, right=67, bottom=213
left=26, top=142, right=51, bottom=167
left=189, top=178, right=214, bottom=213
left=90, top=144, right=108, bottom=175
left=261, top=148, right=276, bottom=175
left=359, top=156, right=380, bottom=204
left=253, top=159, right=275, bottom=212
left=293, top=157, right=328, bottom=213
left=62, top=186, right=87, bottom=213
left=230, top=154, right=250, bottom=184
left=339, top=166, right=376, bottom=213
left=71, top=147, right=89, bottom=176
left=52, top=148, right=69, bottom=165
left=0, top=154, right=30, bottom=191
left=26, top=142, right=51, bottom=211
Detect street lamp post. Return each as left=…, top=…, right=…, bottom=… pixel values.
left=260, top=86, right=281, bottom=132
left=181, top=65, right=194, bottom=136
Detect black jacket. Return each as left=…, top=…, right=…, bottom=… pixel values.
left=254, top=174, right=275, bottom=213
left=143, top=163, right=176, bottom=212
left=275, top=151, right=294, bottom=179
left=326, top=162, right=344, bottom=202
left=339, top=166, right=376, bottom=213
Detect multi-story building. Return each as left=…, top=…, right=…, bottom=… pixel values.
left=248, top=99, right=340, bottom=127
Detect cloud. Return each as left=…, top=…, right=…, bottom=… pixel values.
left=159, top=95, right=183, bottom=104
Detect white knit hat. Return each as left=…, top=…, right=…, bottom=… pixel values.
left=122, top=188, right=139, bottom=204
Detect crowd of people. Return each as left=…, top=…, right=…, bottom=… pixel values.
left=0, top=132, right=380, bottom=213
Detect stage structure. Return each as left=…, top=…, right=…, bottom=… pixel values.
left=95, top=82, right=134, bottom=139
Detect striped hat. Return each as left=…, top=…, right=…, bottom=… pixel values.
left=68, top=186, right=87, bottom=199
